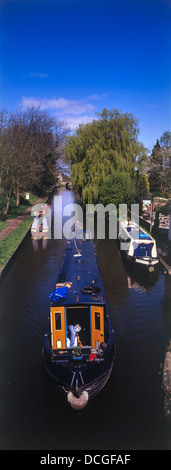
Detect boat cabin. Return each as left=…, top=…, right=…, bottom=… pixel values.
left=119, top=223, right=158, bottom=258
left=50, top=304, right=105, bottom=351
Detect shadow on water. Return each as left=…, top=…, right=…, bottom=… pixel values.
left=0, top=188, right=170, bottom=450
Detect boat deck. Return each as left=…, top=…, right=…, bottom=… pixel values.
left=126, top=226, right=152, bottom=240
left=50, top=236, right=105, bottom=306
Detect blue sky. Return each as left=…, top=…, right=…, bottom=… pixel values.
left=0, top=0, right=170, bottom=151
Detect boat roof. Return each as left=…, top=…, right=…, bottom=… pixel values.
left=120, top=221, right=154, bottom=241
left=50, top=235, right=106, bottom=307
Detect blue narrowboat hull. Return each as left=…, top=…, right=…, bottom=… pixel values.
left=43, top=333, right=115, bottom=401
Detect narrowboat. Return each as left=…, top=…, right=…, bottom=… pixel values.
left=66, top=182, right=72, bottom=190
left=118, top=221, right=159, bottom=274
left=42, top=233, right=115, bottom=410
left=31, top=204, right=51, bottom=240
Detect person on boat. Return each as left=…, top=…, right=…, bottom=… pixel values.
left=71, top=220, right=83, bottom=232
left=68, top=325, right=76, bottom=347
left=67, top=325, right=83, bottom=348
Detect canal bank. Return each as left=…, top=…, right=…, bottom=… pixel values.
left=139, top=216, right=171, bottom=276
left=0, top=188, right=54, bottom=280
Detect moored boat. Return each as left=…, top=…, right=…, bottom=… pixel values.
left=66, top=182, right=72, bottom=190
left=42, top=233, right=115, bottom=410
left=118, top=221, right=159, bottom=274
left=31, top=204, right=51, bottom=240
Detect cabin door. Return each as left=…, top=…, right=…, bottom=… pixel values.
left=50, top=306, right=66, bottom=350
left=91, top=306, right=104, bottom=348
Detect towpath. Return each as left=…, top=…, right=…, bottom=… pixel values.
left=0, top=197, right=45, bottom=241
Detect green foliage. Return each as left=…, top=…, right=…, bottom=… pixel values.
left=72, top=345, right=83, bottom=357
left=0, top=194, right=6, bottom=212
left=98, top=171, right=136, bottom=207
left=148, top=132, right=171, bottom=195
left=0, top=220, right=8, bottom=232
left=64, top=108, right=147, bottom=204
left=135, top=172, right=150, bottom=211
left=155, top=204, right=170, bottom=216
left=0, top=192, right=40, bottom=219
left=148, top=139, right=163, bottom=194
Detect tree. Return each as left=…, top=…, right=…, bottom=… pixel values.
left=148, top=132, right=171, bottom=196
left=64, top=108, right=147, bottom=204
left=23, top=106, right=66, bottom=195
left=98, top=171, right=136, bottom=207
left=0, top=107, right=66, bottom=213
left=148, top=139, right=164, bottom=195
left=136, top=171, right=150, bottom=211
left=160, top=131, right=171, bottom=194
left=0, top=110, right=14, bottom=214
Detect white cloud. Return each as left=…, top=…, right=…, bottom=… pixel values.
left=21, top=93, right=107, bottom=129
left=63, top=115, right=95, bottom=129
left=88, top=93, right=108, bottom=100
left=21, top=96, right=95, bottom=116
left=30, top=72, right=49, bottom=78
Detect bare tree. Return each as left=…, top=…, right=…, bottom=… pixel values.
left=0, top=110, right=14, bottom=214
left=0, top=107, right=66, bottom=214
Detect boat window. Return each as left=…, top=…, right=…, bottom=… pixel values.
left=133, top=242, right=154, bottom=258
left=95, top=312, right=100, bottom=330
left=55, top=312, right=62, bottom=330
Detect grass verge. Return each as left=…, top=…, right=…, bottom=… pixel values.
left=0, top=215, right=33, bottom=270
left=0, top=220, right=9, bottom=233
left=0, top=187, right=52, bottom=271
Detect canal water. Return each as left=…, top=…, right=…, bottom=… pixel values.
left=0, top=188, right=170, bottom=450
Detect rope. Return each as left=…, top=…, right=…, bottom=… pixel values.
left=74, top=236, right=80, bottom=254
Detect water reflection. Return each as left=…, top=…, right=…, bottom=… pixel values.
left=162, top=275, right=171, bottom=333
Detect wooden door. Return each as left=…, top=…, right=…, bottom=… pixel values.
left=91, top=306, right=104, bottom=348
left=50, top=306, right=66, bottom=349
